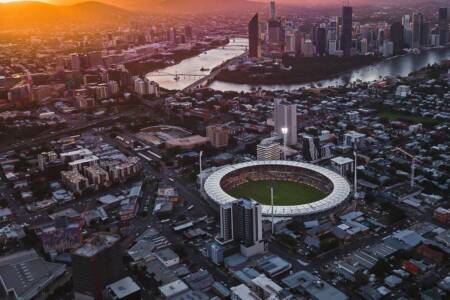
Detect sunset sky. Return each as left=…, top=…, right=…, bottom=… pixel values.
left=0, top=0, right=374, bottom=5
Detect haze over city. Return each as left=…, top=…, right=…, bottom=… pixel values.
left=0, top=0, right=449, bottom=300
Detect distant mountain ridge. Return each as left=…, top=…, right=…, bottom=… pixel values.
left=0, top=1, right=134, bottom=29
left=50, top=0, right=262, bottom=13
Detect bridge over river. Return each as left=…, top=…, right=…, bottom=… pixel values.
left=146, top=38, right=248, bottom=91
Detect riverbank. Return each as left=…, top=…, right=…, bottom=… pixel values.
left=215, top=55, right=381, bottom=85
left=209, top=46, right=450, bottom=92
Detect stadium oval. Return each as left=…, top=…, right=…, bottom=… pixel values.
left=203, top=160, right=352, bottom=218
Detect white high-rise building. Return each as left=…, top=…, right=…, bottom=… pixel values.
left=134, top=78, right=159, bottom=96
left=361, top=38, right=368, bottom=55
left=383, top=41, right=394, bottom=57
left=285, top=31, right=296, bottom=53
left=147, top=80, right=160, bottom=96
left=431, top=32, right=440, bottom=47
left=302, top=39, right=316, bottom=57
left=107, top=80, right=119, bottom=95
left=217, top=199, right=263, bottom=250
left=344, top=131, right=366, bottom=147
left=328, top=39, right=337, bottom=55
left=402, top=14, right=413, bottom=48
left=274, top=99, right=297, bottom=146
left=219, top=202, right=234, bottom=243
left=134, top=78, right=147, bottom=95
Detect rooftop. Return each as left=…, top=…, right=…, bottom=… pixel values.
left=282, top=271, right=348, bottom=300
left=159, top=279, right=189, bottom=298
left=0, top=249, right=66, bottom=300
left=73, top=232, right=120, bottom=257
left=106, top=277, right=140, bottom=299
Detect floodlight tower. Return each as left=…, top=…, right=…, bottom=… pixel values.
left=199, top=150, right=204, bottom=191
left=353, top=148, right=358, bottom=198
left=271, top=185, right=275, bottom=234
left=281, top=127, right=288, bottom=160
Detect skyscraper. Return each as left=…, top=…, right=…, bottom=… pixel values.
left=274, top=99, right=297, bottom=146
left=70, top=53, right=81, bottom=71
left=302, top=134, right=320, bottom=161
left=248, top=14, right=261, bottom=58
left=420, top=21, right=430, bottom=46
left=234, top=198, right=263, bottom=247
left=218, top=198, right=263, bottom=248
left=316, top=27, right=327, bottom=55
left=390, top=21, right=404, bottom=55
left=270, top=1, right=276, bottom=20
left=341, top=6, right=353, bottom=56
left=219, top=202, right=234, bottom=243
left=439, top=8, right=449, bottom=46
left=402, top=14, right=412, bottom=48
left=412, top=12, right=423, bottom=49
left=268, top=20, right=282, bottom=44
left=72, top=233, right=123, bottom=300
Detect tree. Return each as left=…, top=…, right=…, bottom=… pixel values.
left=371, top=259, right=389, bottom=277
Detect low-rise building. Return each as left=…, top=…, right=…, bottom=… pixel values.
left=0, top=249, right=66, bottom=300
left=104, top=277, right=141, bottom=300
left=206, top=124, right=229, bottom=148
left=155, top=248, right=180, bottom=267
left=282, top=271, right=348, bottom=300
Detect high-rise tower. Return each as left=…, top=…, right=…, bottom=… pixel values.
left=439, top=8, right=449, bottom=46
left=274, top=99, right=297, bottom=146
left=248, top=14, right=261, bottom=58
left=390, top=22, right=404, bottom=55
left=341, top=6, right=353, bottom=56
left=412, top=12, right=423, bottom=48
left=270, top=1, right=276, bottom=20
left=72, top=233, right=123, bottom=300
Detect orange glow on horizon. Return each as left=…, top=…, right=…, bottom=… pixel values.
left=0, top=0, right=49, bottom=3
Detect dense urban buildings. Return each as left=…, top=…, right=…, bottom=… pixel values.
left=0, top=0, right=449, bottom=299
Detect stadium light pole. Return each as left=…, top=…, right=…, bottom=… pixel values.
left=271, top=185, right=275, bottom=235
left=281, top=127, right=288, bottom=160
left=353, top=149, right=358, bottom=199
left=199, top=150, right=203, bottom=192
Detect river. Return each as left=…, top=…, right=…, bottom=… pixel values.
left=146, top=38, right=248, bottom=90
left=147, top=37, right=450, bottom=92
left=210, top=46, right=450, bottom=92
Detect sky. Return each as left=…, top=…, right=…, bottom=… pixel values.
left=0, top=0, right=368, bottom=4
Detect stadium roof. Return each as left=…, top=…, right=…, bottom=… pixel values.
left=203, top=160, right=351, bottom=217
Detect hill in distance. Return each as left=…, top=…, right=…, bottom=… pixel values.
left=0, top=1, right=135, bottom=29
left=50, top=0, right=263, bottom=14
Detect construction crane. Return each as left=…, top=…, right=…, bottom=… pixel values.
left=391, top=147, right=416, bottom=188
